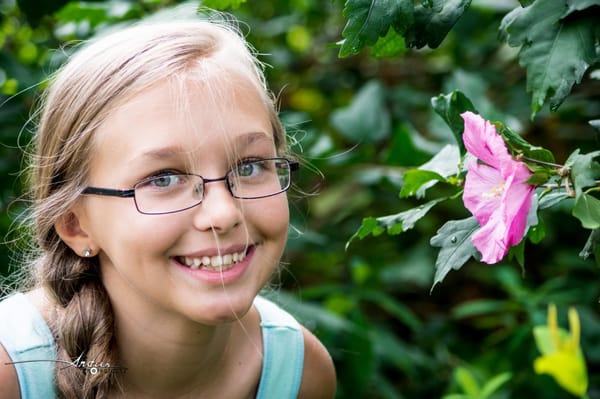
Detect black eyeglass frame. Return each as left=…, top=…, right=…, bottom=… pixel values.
left=81, top=157, right=299, bottom=215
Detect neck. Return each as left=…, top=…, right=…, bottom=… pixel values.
left=111, top=301, right=236, bottom=397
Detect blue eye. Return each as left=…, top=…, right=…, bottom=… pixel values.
left=138, top=172, right=188, bottom=190
left=238, top=162, right=259, bottom=177
left=152, top=175, right=179, bottom=188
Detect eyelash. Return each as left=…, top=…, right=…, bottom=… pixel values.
left=142, top=156, right=268, bottom=180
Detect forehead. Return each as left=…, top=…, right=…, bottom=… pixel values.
left=90, top=74, right=274, bottom=180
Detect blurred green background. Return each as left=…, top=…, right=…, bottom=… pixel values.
left=0, top=0, right=599, bottom=398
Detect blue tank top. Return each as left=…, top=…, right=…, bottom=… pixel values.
left=0, top=292, right=304, bottom=398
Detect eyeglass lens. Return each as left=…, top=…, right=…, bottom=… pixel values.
left=133, top=159, right=292, bottom=214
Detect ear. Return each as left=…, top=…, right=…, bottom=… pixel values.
left=54, top=209, right=97, bottom=257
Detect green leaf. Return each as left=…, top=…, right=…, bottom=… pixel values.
left=378, top=198, right=446, bottom=235
left=565, top=149, right=600, bottom=197
left=404, top=0, right=472, bottom=49
left=430, top=217, right=480, bottom=290
left=416, top=144, right=461, bottom=197
left=330, top=80, right=390, bottom=143
left=579, top=229, right=600, bottom=261
left=572, top=193, right=600, bottom=229
left=347, top=198, right=446, bottom=249
left=358, top=290, right=422, bottom=331
left=527, top=216, right=546, bottom=244
left=500, top=0, right=599, bottom=117
left=399, top=169, right=444, bottom=198
left=493, top=121, right=555, bottom=163
left=202, top=0, right=247, bottom=10
left=339, top=0, right=413, bottom=57
left=508, top=239, right=525, bottom=268
left=538, top=189, right=570, bottom=209
left=562, top=0, right=600, bottom=17
left=480, top=372, right=512, bottom=398
left=455, top=367, right=480, bottom=397
left=452, top=299, right=514, bottom=319
left=527, top=168, right=553, bottom=185
left=431, top=91, right=477, bottom=155
left=371, top=26, right=406, bottom=58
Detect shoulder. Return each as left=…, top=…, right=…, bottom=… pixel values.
left=297, top=326, right=336, bottom=399
left=0, top=342, right=20, bottom=399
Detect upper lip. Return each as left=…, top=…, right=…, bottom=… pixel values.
left=176, top=243, right=255, bottom=258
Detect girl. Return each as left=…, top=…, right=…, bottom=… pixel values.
left=0, top=15, right=336, bottom=399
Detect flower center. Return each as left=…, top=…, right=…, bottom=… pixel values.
left=483, top=181, right=505, bottom=198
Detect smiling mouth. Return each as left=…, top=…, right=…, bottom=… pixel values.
left=173, top=245, right=254, bottom=271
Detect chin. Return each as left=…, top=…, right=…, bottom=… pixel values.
left=189, top=295, right=254, bottom=325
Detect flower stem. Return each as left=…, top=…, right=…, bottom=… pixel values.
left=521, top=156, right=564, bottom=169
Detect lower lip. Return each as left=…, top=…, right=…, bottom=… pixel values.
left=172, top=245, right=256, bottom=285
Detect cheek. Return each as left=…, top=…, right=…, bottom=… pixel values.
left=249, top=195, right=289, bottom=239
left=88, top=200, right=182, bottom=259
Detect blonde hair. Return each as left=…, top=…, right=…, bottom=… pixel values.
left=22, top=17, right=288, bottom=398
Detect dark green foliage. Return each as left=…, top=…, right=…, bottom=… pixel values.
left=1, top=1, right=599, bottom=398
left=500, top=0, right=600, bottom=117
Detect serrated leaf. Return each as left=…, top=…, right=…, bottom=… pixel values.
left=202, top=0, right=246, bottom=10
left=372, top=26, right=406, bottom=58
left=330, top=80, right=390, bottom=143
left=579, top=229, right=600, bottom=260
left=500, top=0, right=599, bottom=117
left=416, top=144, right=461, bottom=197
left=493, top=121, right=555, bottom=163
left=565, top=149, right=600, bottom=197
left=538, top=189, right=570, bottom=209
left=572, top=193, right=600, bottom=229
left=378, top=197, right=446, bottom=234
left=347, top=198, right=446, bottom=249
left=431, top=91, right=477, bottom=155
left=404, top=0, right=471, bottom=49
left=339, top=0, right=413, bottom=57
left=430, top=217, right=480, bottom=290
left=399, top=169, right=444, bottom=198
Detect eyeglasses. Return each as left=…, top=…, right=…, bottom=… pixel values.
left=82, top=157, right=299, bottom=215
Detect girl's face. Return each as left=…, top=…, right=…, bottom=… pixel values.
left=80, top=74, right=289, bottom=325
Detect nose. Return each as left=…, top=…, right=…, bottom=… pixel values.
left=191, top=178, right=242, bottom=233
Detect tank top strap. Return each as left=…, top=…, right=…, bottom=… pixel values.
left=253, top=295, right=304, bottom=399
left=0, top=292, right=57, bottom=398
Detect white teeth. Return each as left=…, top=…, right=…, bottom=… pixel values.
left=191, top=258, right=201, bottom=269
left=179, top=247, right=251, bottom=270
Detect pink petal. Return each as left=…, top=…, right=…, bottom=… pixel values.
left=502, top=164, right=535, bottom=246
left=472, top=208, right=509, bottom=264
left=463, top=160, right=504, bottom=225
left=461, top=112, right=511, bottom=169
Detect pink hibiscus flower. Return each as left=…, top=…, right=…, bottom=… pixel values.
left=461, top=111, right=535, bottom=264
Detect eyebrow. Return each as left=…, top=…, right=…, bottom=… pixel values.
left=138, top=131, right=273, bottom=161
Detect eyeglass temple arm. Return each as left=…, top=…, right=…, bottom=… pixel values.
left=82, top=187, right=135, bottom=197
left=288, top=160, right=300, bottom=171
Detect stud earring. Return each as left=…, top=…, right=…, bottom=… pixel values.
left=82, top=248, right=92, bottom=257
